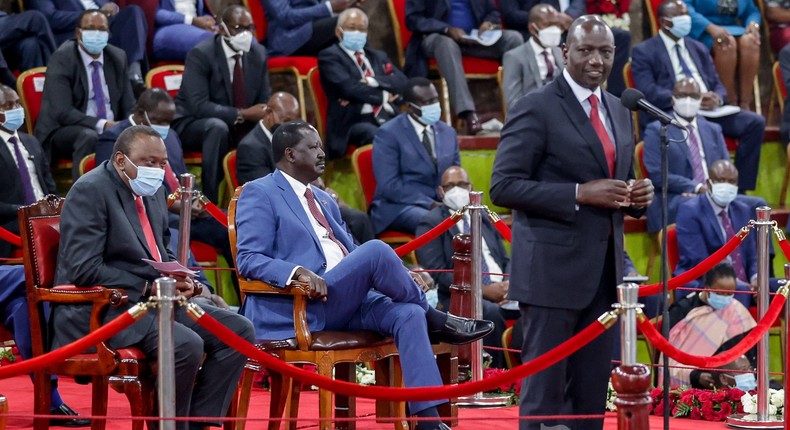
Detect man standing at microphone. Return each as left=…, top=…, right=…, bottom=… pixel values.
left=490, top=15, right=654, bottom=430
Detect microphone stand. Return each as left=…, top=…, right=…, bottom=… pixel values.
left=659, top=123, right=670, bottom=430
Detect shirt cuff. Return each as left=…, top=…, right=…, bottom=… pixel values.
left=184, top=14, right=194, bottom=25
left=287, top=265, right=303, bottom=286
left=96, top=119, right=107, bottom=134
left=694, top=183, right=703, bottom=193
left=575, top=183, right=580, bottom=211
left=324, top=1, right=334, bottom=16
left=366, top=76, right=379, bottom=87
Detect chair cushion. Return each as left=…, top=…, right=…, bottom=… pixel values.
left=256, top=330, right=394, bottom=351
left=428, top=57, right=499, bottom=75
left=269, top=57, right=318, bottom=75
left=30, top=217, right=60, bottom=289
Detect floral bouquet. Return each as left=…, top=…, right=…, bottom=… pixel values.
left=741, top=389, right=784, bottom=416
left=649, top=386, right=745, bottom=421
left=482, top=368, right=521, bottom=406
left=586, top=0, right=632, bottom=30
left=0, top=346, right=19, bottom=366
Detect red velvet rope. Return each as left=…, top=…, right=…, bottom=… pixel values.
left=777, top=236, right=790, bottom=263
left=638, top=232, right=746, bottom=297
left=394, top=213, right=460, bottom=257
left=0, top=308, right=141, bottom=380
left=0, top=226, right=21, bottom=247
left=191, top=308, right=609, bottom=402
left=491, top=218, right=511, bottom=243
left=636, top=293, right=787, bottom=367
left=203, top=201, right=229, bottom=228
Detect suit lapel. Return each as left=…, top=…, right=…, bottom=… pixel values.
left=73, top=44, right=90, bottom=109
left=242, top=49, right=259, bottom=107
left=111, top=165, right=156, bottom=259
left=524, top=43, right=542, bottom=89
left=400, top=115, right=436, bottom=172
left=215, top=38, right=233, bottom=103
left=701, top=197, right=726, bottom=245
left=556, top=76, right=611, bottom=178
left=104, top=54, right=119, bottom=115
left=602, top=91, right=632, bottom=179
left=274, top=170, right=323, bottom=252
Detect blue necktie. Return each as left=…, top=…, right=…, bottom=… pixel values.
left=463, top=217, right=492, bottom=285
left=674, top=44, right=694, bottom=78
left=90, top=61, right=107, bottom=119
left=9, top=136, right=36, bottom=204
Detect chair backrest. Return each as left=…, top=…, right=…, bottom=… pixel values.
left=622, top=61, right=641, bottom=142
left=645, top=0, right=662, bottom=36
left=501, top=326, right=520, bottom=369
left=307, top=67, right=328, bottom=139
left=496, top=66, right=506, bottom=116
left=387, top=0, right=410, bottom=68
left=242, top=0, right=268, bottom=42
left=223, top=150, right=238, bottom=198
left=635, top=141, right=648, bottom=180
left=145, top=64, right=186, bottom=97
left=16, top=67, right=47, bottom=135
left=78, top=153, right=96, bottom=176
left=19, top=196, right=63, bottom=293
left=774, top=61, right=787, bottom=112
left=351, top=144, right=376, bottom=212
left=664, top=224, right=679, bottom=273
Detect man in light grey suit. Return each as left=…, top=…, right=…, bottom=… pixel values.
left=502, top=4, right=565, bottom=110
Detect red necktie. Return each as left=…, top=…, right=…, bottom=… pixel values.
left=304, top=187, right=349, bottom=256
left=232, top=54, right=246, bottom=109
left=135, top=196, right=162, bottom=262
left=163, top=162, right=179, bottom=193
left=355, top=51, right=382, bottom=117
left=588, top=94, right=616, bottom=177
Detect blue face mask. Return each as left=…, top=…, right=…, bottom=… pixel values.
left=81, top=29, right=109, bottom=55
left=667, top=15, right=691, bottom=38
left=123, top=155, right=165, bottom=197
left=150, top=124, right=170, bottom=140
left=340, top=30, right=368, bottom=52
left=411, top=102, right=441, bottom=125
left=0, top=107, right=25, bottom=131
left=734, top=373, right=757, bottom=391
left=707, top=291, right=733, bottom=310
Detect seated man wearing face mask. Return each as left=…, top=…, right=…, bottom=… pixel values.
left=501, top=4, right=564, bottom=111
left=674, top=159, right=780, bottom=308
left=642, top=77, right=730, bottom=234
left=658, top=262, right=756, bottom=388
left=415, top=166, right=512, bottom=368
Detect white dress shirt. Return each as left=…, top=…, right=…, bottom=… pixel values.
left=659, top=31, right=709, bottom=93
left=562, top=69, right=614, bottom=143
left=175, top=0, right=198, bottom=24
left=221, top=38, right=243, bottom=83
left=339, top=45, right=394, bottom=115
left=78, top=47, right=114, bottom=132
left=453, top=213, right=504, bottom=283
left=407, top=114, right=436, bottom=159
left=80, top=0, right=100, bottom=9
left=258, top=121, right=274, bottom=141
left=529, top=36, right=555, bottom=83
left=0, top=129, right=45, bottom=201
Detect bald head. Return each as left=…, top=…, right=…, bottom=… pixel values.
left=438, top=166, right=472, bottom=198
left=338, top=7, right=368, bottom=28
left=264, top=92, right=300, bottom=131
left=708, top=160, right=738, bottom=184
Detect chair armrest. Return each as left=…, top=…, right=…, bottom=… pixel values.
left=238, top=279, right=313, bottom=351
left=37, top=285, right=128, bottom=306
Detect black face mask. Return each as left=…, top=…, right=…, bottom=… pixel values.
left=270, top=123, right=281, bottom=133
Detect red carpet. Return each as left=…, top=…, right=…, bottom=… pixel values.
left=1, top=375, right=727, bottom=429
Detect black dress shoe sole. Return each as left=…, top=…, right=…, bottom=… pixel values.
left=428, top=325, right=494, bottom=345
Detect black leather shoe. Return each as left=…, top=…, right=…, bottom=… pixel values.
left=429, top=314, right=494, bottom=345
left=415, top=422, right=451, bottom=430
left=50, top=403, right=91, bottom=427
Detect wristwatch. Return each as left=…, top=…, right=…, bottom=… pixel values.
left=193, top=280, right=204, bottom=297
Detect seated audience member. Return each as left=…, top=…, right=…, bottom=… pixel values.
left=660, top=262, right=755, bottom=388
left=235, top=120, right=493, bottom=430
left=35, top=10, right=135, bottom=180
left=370, top=77, right=461, bottom=236
left=27, top=0, right=147, bottom=88
left=498, top=0, right=631, bottom=96
left=312, top=177, right=375, bottom=244
left=0, top=10, right=57, bottom=87
left=674, top=160, right=779, bottom=307
left=237, top=92, right=301, bottom=186
left=415, top=166, right=512, bottom=368
left=173, top=4, right=271, bottom=203
left=54, top=125, right=255, bottom=429
left=317, top=8, right=408, bottom=159
left=631, top=0, right=765, bottom=192
left=261, top=0, right=354, bottom=57
left=780, top=43, right=790, bottom=146
left=501, top=4, right=564, bottom=111
left=404, top=0, right=523, bottom=134
left=684, top=0, right=761, bottom=109
left=153, top=0, right=216, bottom=61
left=643, top=77, right=729, bottom=233
left=766, top=0, right=790, bottom=52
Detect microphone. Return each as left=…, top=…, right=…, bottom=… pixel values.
left=620, top=88, right=686, bottom=131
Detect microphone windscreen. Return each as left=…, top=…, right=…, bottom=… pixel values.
left=620, top=88, right=645, bottom=111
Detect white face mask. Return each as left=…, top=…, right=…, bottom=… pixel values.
left=709, top=182, right=738, bottom=207
left=673, top=96, right=702, bottom=119
left=442, top=186, right=470, bottom=212
left=536, top=25, right=562, bottom=48
left=223, top=22, right=253, bottom=53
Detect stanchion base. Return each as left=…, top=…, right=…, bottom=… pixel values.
left=726, top=413, right=783, bottom=428
left=456, top=393, right=512, bottom=407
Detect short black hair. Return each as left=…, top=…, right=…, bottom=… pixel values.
left=78, top=9, right=106, bottom=27
left=272, top=120, right=316, bottom=163
left=703, top=262, right=737, bottom=287
left=135, top=88, right=174, bottom=113
left=403, top=77, right=434, bottom=104
left=112, top=125, right=161, bottom=156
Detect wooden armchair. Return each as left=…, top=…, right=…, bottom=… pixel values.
left=19, top=195, right=154, bottom=430
left=228, top=186, right=458, bottom=430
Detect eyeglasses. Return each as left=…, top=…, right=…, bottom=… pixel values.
left=441, top=182, right=471, bottom=191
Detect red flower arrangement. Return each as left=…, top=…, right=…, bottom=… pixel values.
left=586, top=0, right=631, bottom=17
left=483, top=368, right=522, bottom=406
left=0, top=346, right=20, bottom=366
left=649, top=386, right=745, bottom=421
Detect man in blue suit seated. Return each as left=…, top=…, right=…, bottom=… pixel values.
left=675, top=159, right=778, bottom=307
left=370, top=77, right=461, bottom=236
left=235, top=120, right=494, bottom=430
left=0, top=10, right=57, bottom=87
left=631, top=0, right=765, bottom=193
left=643, top=77, right=730, bottom=233
left=153, top=0, right=216, bottom=61
left=260, top=0, right=355, bottom=57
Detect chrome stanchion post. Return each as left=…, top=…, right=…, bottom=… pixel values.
left=457, top=191, right=509, bottom=407
left=176, top=173, right=194, bottom=265
left=612, top=283, right=650, bottom=429
left=156, top=277, right=177, bottom=430
left=616, top=283, right=641, bottom=365
left=727, top=206, right=782, bottom=428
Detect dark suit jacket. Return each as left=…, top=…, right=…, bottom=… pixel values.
left=27, top=0, right=111, bottom=42
left=174, top=35, right=271, bottom=128
left=53, top=160, right=175, bottom=348
left=369, top=113, right=461, bottom=233
left=0, top=132, right=57, bottom=258
left=415, top=205, right=509, bottom=302
left=404, top=0, right=500, bottom=76
left=675, top=194, right=763, bottom=290
left=260, top=0, right=332, bottom=57
left=155, top=0, right=207, bottom=27
left=490, top=74, right=643, bottom=310
left=236, top=123, right=274, bottom=185
left=317, top=44, right=407, bottom=156
left=34, top=40, right=135, bottom=145
left=642, top=116, right=729, bottom=232
left=499, top=0, right=586, bottom=37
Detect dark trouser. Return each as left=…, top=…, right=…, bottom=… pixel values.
left=46, top=125, right=98, bottom=181
left=439, top=292, right=508, bottom=368
left=709, top=110, right=765, bottom=191
left=109, top=5, right=148, bottom=65
left=518, top=239, right=617, bottom=430
left=291, top=16, right=338, bottom=57
left=172, top=117, right=229, bottom=203
left=0, top=11, right=57, bottom=72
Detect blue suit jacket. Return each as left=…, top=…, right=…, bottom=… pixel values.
left=259, top=0, right=332, bottom=57
left=28, top=0, right=110, bottom=38
left=643, top=116, right=729, bottom=232
left=675, top=194, right=762, bottom=289
left=685, top=0, right=761, bottom=42
left=235, top=169, right=357, bottom=339
left=631, top=35, right=728, bottom=114
left=369, top=113, right=461, bottom=233
left=156, top=0, right=207, bottom=27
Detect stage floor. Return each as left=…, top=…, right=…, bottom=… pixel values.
left=1, top=375, right=731, bottom=429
